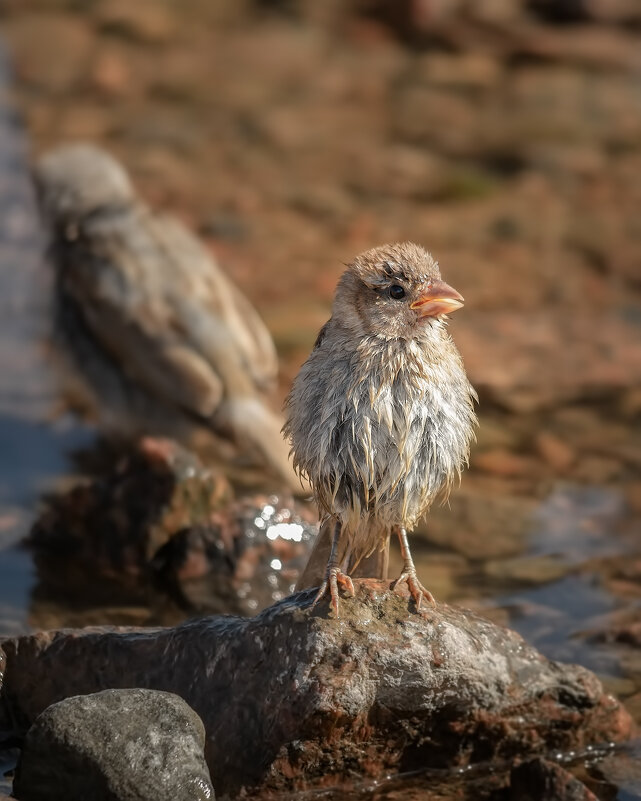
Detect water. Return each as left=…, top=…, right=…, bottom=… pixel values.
left=0, top=415, right=95, bottom=635
left=0, top=54, right=99, bottom=637
left=265, top=741, right=641, bottom=800
left=495, top=485, right=634, bottom=673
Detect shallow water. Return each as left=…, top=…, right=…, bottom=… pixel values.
left=0, top=416, right=96, bottom=635
left=270, top=740, right=641, bottom=800
left=489, top=484, right=635, bottom=672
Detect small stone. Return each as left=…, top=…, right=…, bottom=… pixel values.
left=613, top=621, right=641, bottom=648
left=573, top=456, right=624, bottom=484
left=284, top=182, right=354, bottom=221
left=509, top=757, right=598, bottom=801
left=417, top=52, right=502, bottom=91
left=458, top=312, right=641, bottom=413
left=383, top=145, right=447, bottom=201
left=94, top=0, right=176, bottom=44
left=598, top=675, right=637, bottom=699
left=90, top=49, right=133, bottom=97
left=418, top=478, right=535, bottom=559
left=363, top=0, right=467, bottom=38
left=619, top=649, right=641, bottom=681
left=585, top=0, right=641, bottom=23
left=483, top=555, right=569, bottom=586
left=474, top=448, right=539, bottom=478
left=472, top=417, right=521, bottom=453
left=3, top=14, right=94, bottom=93
left=593, top=750, right=641, bottom=799
left=54, top=104, right=115, bottom=140
left=392, top=84, right=478, bottom=156
left=623, top=692, right=641, bottom=724
left=529, top=0, right=641, bottom=24
left=535, top=431, right=576, bottom=473
left=625, top=482, right=641, bottom=515
left=198, top=213, right=250, bottom=243
left=13, top=689, right=214, bottom=801
left=28, top=437, right=233, bottom=569
left=512, top=24, right=640, bottom=71
left=605, top=578, right=641, bottom=602
left=619, top=388, right=641, bottom=419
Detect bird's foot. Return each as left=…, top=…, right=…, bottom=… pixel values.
left=311, top=568, right=355, bottom=618
left=392, top=568, right=436, bottom=611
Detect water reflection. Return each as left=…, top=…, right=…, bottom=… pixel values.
left=531, top=485, right=630, bottom=563
left=270, top=740, right=641, bottom=800
left=0, top=414, right=95, bottom=636
left=482, top=484, right=640, bottom=686
left=501, top=574, right=621, bottom=673
left=24, top=450, right=318, bottom=627
left=493, top=484, right=632, bottom=671
left=0, top=414, right=95, bottom=505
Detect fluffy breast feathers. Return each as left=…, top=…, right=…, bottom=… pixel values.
left=284, top=327, right=477, bottom=535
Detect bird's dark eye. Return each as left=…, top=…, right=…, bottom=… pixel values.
left=388, top=284, right=406, bottom=300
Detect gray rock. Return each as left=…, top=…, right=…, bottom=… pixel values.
left=12, top=689, right=213, bottom=801
left=509, top=757, right=598, bottom=801
left=0, top=583, right=633, bottom=797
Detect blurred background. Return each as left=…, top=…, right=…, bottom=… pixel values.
left=0, top=0, right=640, bottom=735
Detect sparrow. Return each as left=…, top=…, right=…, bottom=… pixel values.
left=284, top=242, right=477, bottom=616
left=34, top=143, right=302, bottom=493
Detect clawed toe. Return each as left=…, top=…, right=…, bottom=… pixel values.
left=336, top=571, right=355, bottom=597
left=392, top=570, right=436, bottom=611
left=311, top=567, right=355, bottom=618
left=391, top=526, right=436, bottom=612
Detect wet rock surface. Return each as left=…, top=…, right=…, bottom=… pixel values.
left=0, top=584, right=633, bottom=797
left=26, top=437, right=316, bottom=623
left=29, top=437, right=234, bottom=576
left=592, top=747, right=641, bottom=799
left=508, top=757, right=598, bottom=801
left=13, top=688, right=214, bottom=801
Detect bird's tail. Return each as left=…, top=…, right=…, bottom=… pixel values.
left=219, top=397, right=310, bottom=496
left=295, top=517, right=389, bottom=591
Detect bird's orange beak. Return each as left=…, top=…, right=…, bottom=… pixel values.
left=410, top=280, right=464, bottom=318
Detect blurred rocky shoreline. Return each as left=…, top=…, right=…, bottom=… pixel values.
left=1, top=0, right=639, bottom=492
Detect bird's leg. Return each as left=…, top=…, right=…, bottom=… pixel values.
left=311, top=520, right=355, bottom=618
left=391, top=525, right=435, bottom=610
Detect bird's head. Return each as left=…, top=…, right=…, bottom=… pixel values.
left=333, top=242, right=464, bottom=341
left=33, top=144, right=135, bottom=230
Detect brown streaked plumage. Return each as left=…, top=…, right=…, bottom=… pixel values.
left=34, top=144, right=303, bottom=493
left=284, top=242, right=477, bottom=616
